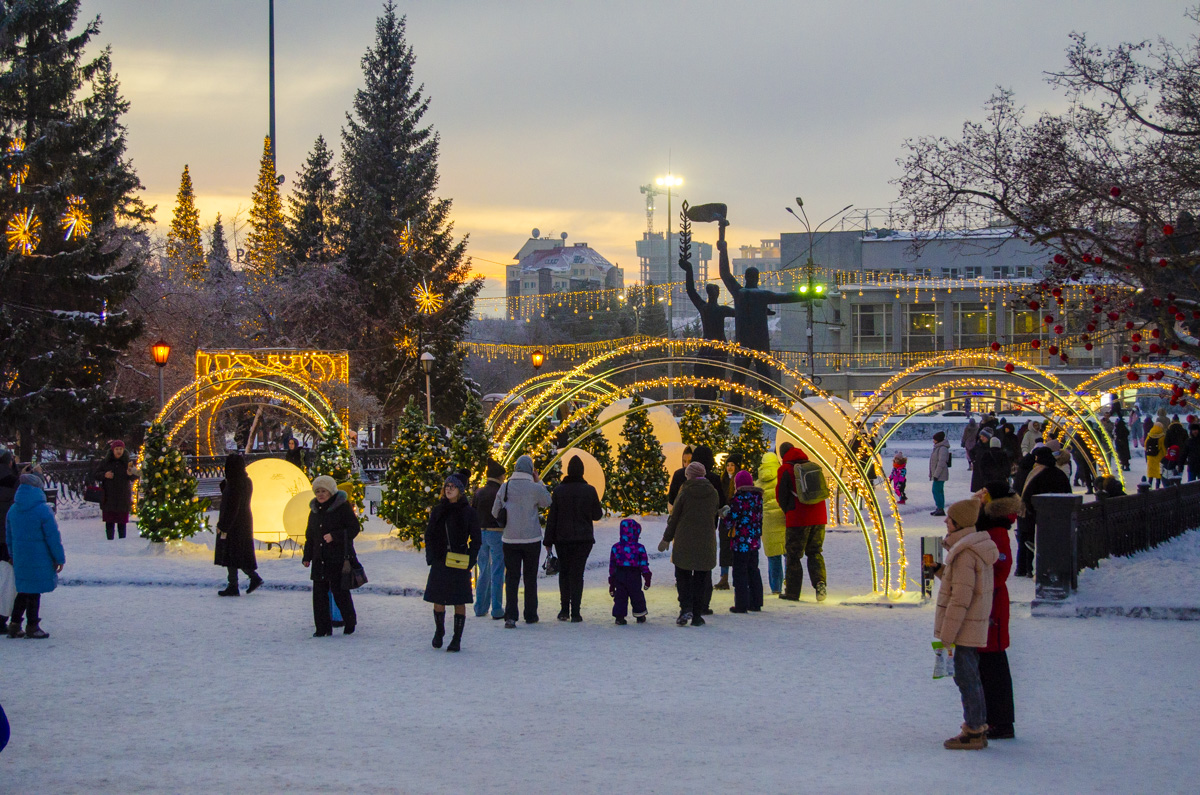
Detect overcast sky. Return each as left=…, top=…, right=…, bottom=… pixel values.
left=78, top=0, right=1192, bottom=298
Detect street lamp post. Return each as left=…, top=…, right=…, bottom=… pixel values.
left=786, top=198, right=852, bottom=389
left=531, top=350, right=545, bottom=373
left=656, top=174, right=682, bottom=400
left=150, top=338, right=171, bottom=408
left=420, top=351, right=434, bottom=423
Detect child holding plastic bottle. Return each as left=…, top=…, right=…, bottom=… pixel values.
left=609, top=518, right=651, bottom=625
left=890, top=452, right=908, bottom=504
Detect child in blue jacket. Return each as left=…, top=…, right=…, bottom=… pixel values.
left=609, top=519, right=651, bottom=625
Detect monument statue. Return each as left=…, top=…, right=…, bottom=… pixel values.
left=678, top=202, right=734, bottom=401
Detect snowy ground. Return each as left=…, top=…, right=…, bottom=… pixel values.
left=5, top=447, right=1200, bottom=792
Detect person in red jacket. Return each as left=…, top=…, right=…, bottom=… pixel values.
left=775, top=442, right=829, bottom=602
left=974, top=480, right=1019, bottom=740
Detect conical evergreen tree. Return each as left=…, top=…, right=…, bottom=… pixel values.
left=0, top=3, right=150, bottom=459
left=609, top=395, right=668, bottom=516
left=679, top=405, right=708, bottom=448
left=679, top=405, right=731, bottom=454
left=286, top=135, right=338, bottom=264
left=563, top=404, right=615, bottom=510
left=245, top=135, right=287, bottom=285
left=730, top=414, right=769, bottom=478
left=379, top=396, right=450, bottom=547
left=310, top=418, right=365, bottom=526
left=338, top=3, right=482, bottom=420
left=166, top=164, right=203, bottom=280
left=137, top=422, right=208, bottom=542
left=207, top=212, right=232, bottom=278
left=449, top=392, right=489, bottom=486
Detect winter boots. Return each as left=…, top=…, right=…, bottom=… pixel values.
left=432, top=610, right=446, bottom=649
left=446, top=614, right=465, bottom=652
left=615, top=617, right=628, bottom=625
left=816, top=583, right=828, bottom=603
left=944, top=724, right=989, bottom=750
left=246, top=574, right=264, bottom=594
left=217, top=584, right=239, bottom=597
left=714, top=575, right=730, bottom=590
left=557, top=609, right=570, bottom=621
left=6, top=621, right=24, bottom=639
left=676, top=612, right=691, bottom=626
left=24, top=623, right=48, bottom=639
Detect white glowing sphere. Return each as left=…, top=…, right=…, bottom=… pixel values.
left=245, top=458, right=312, bottom=545
left=283, top=490, right=316, bottom=546
left=776, top=396, right=854, bottom=473
left=559, top=448, right=606, bottom=501
left=595, top=397, right=682, bottom=453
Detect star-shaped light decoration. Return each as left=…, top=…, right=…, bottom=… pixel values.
left=7, top=208, right=41, bottom=255
left=6, top=137, right=28, bottom=193
left=413, top=279, right=444, bottom=315
left=399, top=222, right=415, bottom=254
left=60, top=195, right=91, bottom=241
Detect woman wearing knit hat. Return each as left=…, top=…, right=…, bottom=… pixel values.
left=491, top=455, right=551, bottom=628
left=424, top=474, right=481, bottom=651
left=94, top=440, right=138, bottom=540
left=302, top=475, right=360, bottom=637
left=933, top=498, right=998, bottom=750
left=725, top=470, right=764, bottom=613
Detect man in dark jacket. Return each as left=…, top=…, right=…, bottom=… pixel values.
left=1186, top=425, right=1200, bottom=482
left=545, top=456, right=604, bottom=622
left=471, top=459, right=506, bottom=619
left=1016, top=447, right=1072, bottom=577
left=666, top=445, right=693, bottom=510
left=776, top=442, right=829, bottom=602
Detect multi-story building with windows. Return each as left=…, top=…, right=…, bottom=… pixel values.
left=506, top=231, right=624, bottom=313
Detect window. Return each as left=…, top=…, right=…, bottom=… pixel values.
left=915, top=268, right=932, bottom=278
left=1014, top=265, right=1034, bottom=279
left=904, top=303, right=939, bottom=351
left=1008, top=308, right=1040, bottom=343
left=890, top=268, right=908, bottom=276
left=992, top=265, right=1011, bottom=280
left=943, top=267, right=960, bottom=279
left=852, top=304, right=892, bottom=353
left=964, top=266, right=983, bottom=279
left=955, top=302, right=994, bottom=348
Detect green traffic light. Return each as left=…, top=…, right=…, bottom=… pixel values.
left=799, top=285, right=809, bottom=294
left=815, top=284, right=825, bottom=294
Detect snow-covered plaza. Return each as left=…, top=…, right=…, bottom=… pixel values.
left=5, top=451, right=1200, bottom=793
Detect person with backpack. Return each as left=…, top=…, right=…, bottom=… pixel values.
left=775, top=442, right=829, bottom=603
left=1145, top=422, right=1166, bottom=487
left=929, top=431, right=951, bottom=517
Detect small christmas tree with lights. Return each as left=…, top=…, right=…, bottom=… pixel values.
left=730, top=414, right=769, bottom=478
left=609, top=395, right=668, bottom=516
left=137, top=422, right=209, bottom=542
left=379, top=396, right=450, bottom=547
left=680, top=404, right=731, bottom=454
left=245, top=135, right=288, bottom=284
left=166, top=164, right=204, bottom=281
left=563, top=404, right=615, bottom=510
left=449, top=392, right=490, bottom=486
left=310, top=418, right=365, bottom=525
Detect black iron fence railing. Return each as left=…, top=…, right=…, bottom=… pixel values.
left=1077, top=481, right=1200, bottom=571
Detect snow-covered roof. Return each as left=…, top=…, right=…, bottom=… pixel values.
left=518, top=244, right=615, bottom=273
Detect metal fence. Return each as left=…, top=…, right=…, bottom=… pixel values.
left=1076, top=481, right=1200, bottom=571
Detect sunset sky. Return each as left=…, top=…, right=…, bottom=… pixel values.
left=78, top=0, right=1189, bottom=301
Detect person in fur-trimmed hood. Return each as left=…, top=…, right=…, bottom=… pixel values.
left=609, top=519, right=651, bottom=624
left=933, top=498, right=999, bottom=751
left=302, top=476, right=360, bottom=637
left=974, top=481, right=1020, bottom=740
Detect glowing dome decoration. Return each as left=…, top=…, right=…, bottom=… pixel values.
left=559, top=447, right=606, bottom=501
left=7, top=208, right=40, bottom=255
left=283, top=489, right=317, bottom=547
left=595, top=397, right=682, bottom=453
left=60, top=195, right=91, bottom=241
left=413, top=279, right=443, bottom=315
left=776, top=396, right=855, bottom=471
left=245, top=458, right=312, bottom=545
left=6, top=137, right=27, bottom=192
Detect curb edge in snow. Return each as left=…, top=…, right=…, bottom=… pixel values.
left=1032, top=601, right=1200, bottom=620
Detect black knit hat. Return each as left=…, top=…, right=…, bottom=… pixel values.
left=486, top=458, right=505, bottom=479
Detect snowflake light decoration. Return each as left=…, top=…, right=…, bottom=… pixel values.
left=7, top=208, right=41, bottom=255
left=413, top=279, right=444, bottom=315
left=398, top=224, right=414, bottom=254
left=60, top=195, right=91, bottom=240
left=6, top=137, right=27, bottom=192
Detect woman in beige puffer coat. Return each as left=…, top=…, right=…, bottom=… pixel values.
left=933, top=498, right=999, bottom=751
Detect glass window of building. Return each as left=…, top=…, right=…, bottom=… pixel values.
left=943, top=267, right=961, bottom=279
left=955, top=302, right=994, bottom=348
left=852, top=304, right=892, bottom=353
left=1008, top=308, right=1040, bottom=343
left=992, top=265, right=1011, bottom=279
left=904, top=303, right=939, bottom=351
left=964, top=266, right=983, bottom=278
left=915, top=267, right=932, bottom=278
left=1015, top=265, right=1034, bottom=278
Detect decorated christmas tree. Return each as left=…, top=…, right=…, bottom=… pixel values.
left=137, top=422, right=209, bottom=542
left=679, top=405, right=731, bottom=454
left=310, top=418, right=365, bottom=525
left=510, top=412, right=560, bottom=488
left=379, top=396, right=450, bottom=547
left=166, top=164, right=204, bottom=280
left=609, top=395, right=668, bottom=516
left=563, top=404, right=615, bottom=509
left=449, top=392, right=490, bottom=486
left=730, top=414, right=769, bottom=478
left=245, top=135, right=288, bottom=285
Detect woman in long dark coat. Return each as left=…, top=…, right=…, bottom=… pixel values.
left=1113, top=419, right=1131, bottom=472
left=688, top=445, right=726, bottom=607
left=302, top=475, right=360, bottom=636
left=96, top=440, right=138, bottom=540
left=424, top=474, right=481, bottom=652
left=214, top=453, right=262, bottom=596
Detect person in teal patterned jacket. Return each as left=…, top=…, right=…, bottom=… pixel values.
left=725, top=470, right=763, bottom=613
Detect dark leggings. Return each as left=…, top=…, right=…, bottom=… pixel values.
left=105, top=522, right=127, bottom=540
left=11, top=593, right=41, bottom=626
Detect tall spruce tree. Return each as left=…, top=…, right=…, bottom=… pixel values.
left=338, top=3, right=482, bottom=420
left=166, top=164, right=203, bottom=280
left=245, top=135, right=287, bottom=285
left=207, top=212, right=232, bottom=278
left=609, top=395, right=668, bottom=516
left=0, top=2, right=151, bottom=459
left=286, top=135, right=338, bottom=264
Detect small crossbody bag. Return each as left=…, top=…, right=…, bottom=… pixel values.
left=444, top=515, right=470, bottom=569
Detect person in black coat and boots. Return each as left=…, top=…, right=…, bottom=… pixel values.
left=1114, top=418, right=1131, bottom=472
left=424, top=474, right=481, bottom=651
left=214, top=453, right=262, bottom=596
left=302, top=475, right=360, bottom=636
left=1016, top=447, right=1072, bottom=577
left=95, top=440, right=138, bottom=540
left=544, top=455, right=604, bottom=622
left=688, top=445, right=726, bottom=611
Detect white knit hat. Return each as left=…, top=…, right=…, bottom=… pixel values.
left=311, top=475, right=338, bottom=495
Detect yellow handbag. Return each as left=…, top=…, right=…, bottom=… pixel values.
left=445, top=551, right=470, bottom=569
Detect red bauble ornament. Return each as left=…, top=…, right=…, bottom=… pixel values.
left=1121, top=355, right=1131, bottom=364
left=1054, top=325, right=1064, bottom=335
left=990, top=341, right=1001, bottom=351
left=1172, top=343, right=1180, bottom=351
left=1132, top=344, right=1141, bottom=353
left=1109, top=313, right=1121, bottom=322
left=1043, top=314, right=1054, bottom=323
left=1169, top=305, right=1179, bottom=315
left=1085, top=343, right=1094, bottom=351
left=1052, top=287, right=1062, bottom=297
left=1059, top=353, right=1069, bottom=362
left=1094, top=257, right=1103, bottom=266
left=1164, top=224, right=1175, bottom=235
left=1160, top=259, right=1169, bottom=268
left=1087, top=323, right=1096, bottom=332
left=1126, top=321, right=1136, bottom=330
left=1149, top=344, right=1160, bottom=354
left=1028, top=300, right=1040, bottom=311
left=1048, top=345, right=1059, bottom=355
left=1155, top=370, right=1165, bottom=380
left=1153, top=298, right=1163, bottom=307
left=1082, top=255, right=1093, bottom=263
left=1093, top=305, right=1102, bottom=313
left=1127, top=371, right=1139, bottom=381
left=1004, top=363, right=1015, bottom=373
left=1031, top=339, right=1041, bottom=349
left=1132, top=333, right=1143, bottom=342
left=1151, top=329, right=1161, bottom=338
left=1178, top=313, right=1187, bottom=322
left=1053, top=254, right=1067, bottom=265
left=1182, top=362, right=1191, bottom=370
left=1110, top=186, right=1121, bottom=197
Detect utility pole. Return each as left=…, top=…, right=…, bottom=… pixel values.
left=268, top=0, right=276, bottom=172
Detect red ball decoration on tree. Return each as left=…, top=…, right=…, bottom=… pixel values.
left=990, top=341, right=1001, bottom=351
left=1159, top=258, right=1169, bottom=268
left=1149, top=344, right=1160, bottom=354
left=1126, top=321, right=1136, bottom=330
left=1053, top=253, right=1067, bottom=265
left=1121, top=355, right=1131, bottom=364
left=1110, top=186, right=1121, bottom=197
left=1043, top=314, right=1054, bottom=323
left=1153, top=298, right=1163, bottom=307
left=1059, top=353, right=1069, bottom=363
left=1086, top=323, right=1096, bottom=332
left=1172, top=342, right=1180, bottom=351
left=1182, top=362, right=1191, bottom=370
left=1031, top=339, right=1041, bottom=349
left=1132, top=344, right=1142, bottom=353
left=1132, top=333, right=1143, bottom=342
left=1004, top=362, right=1015, bottom=373
left=1028, top=300, right=1040, bottom=311
left=1164, top=224, right=1175, bottom=235
left=1155, top=370, right=1165, bottom=380
left=1048, top=345, right=1059, bottom=355
left=1082, top=254, right=1093, bottom=263
left=1177, top=313, right=1186, bottom=322
left=1127, top=371, right=1139, bottom=381
left=1151, top=329, right=1161, bottom=338
left=1108, top=312, right=1120, bottom=321
left=1084, top=342, right=1094, bottom=351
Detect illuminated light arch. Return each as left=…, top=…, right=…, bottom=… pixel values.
left=1076, top=363, right=1198, bottom=402
left=498, top=368, right=905, bottom=597
left=486, top=370, right=620, bottom=438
